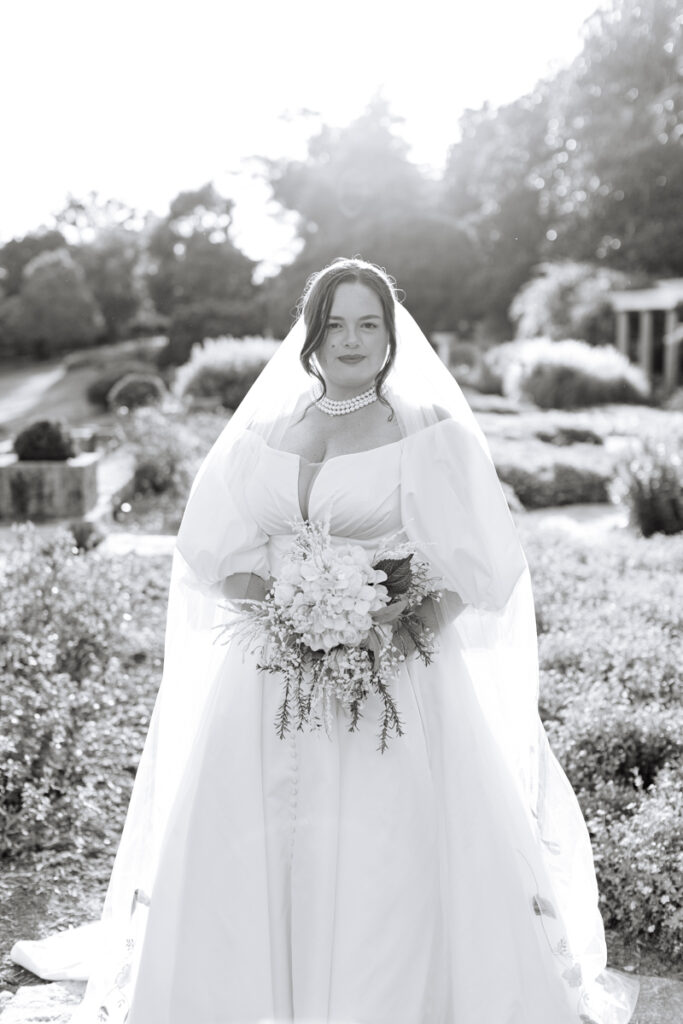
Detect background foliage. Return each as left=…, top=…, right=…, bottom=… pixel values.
left=0, top=0, right=680, bottom=358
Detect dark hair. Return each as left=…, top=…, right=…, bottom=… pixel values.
left=298, top=257, right=399, bottom=403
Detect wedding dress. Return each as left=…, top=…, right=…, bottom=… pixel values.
left=11, top=305, right=639, bottom=1023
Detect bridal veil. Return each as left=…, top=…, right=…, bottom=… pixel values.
left=11, top=299, right=639, bottom=1024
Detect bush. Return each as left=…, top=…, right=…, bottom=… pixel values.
left=593, top=764, right=683, bottom=960
left=161, top=299, right=266, bottom=367
left=122, top=308, right=170, bottom=339
left=547, top=690, right=683, bottom=795
left=535, top=425, right=603, bottom=446
left=496, top=457, right=610, bottom=507
left=174, top=336, right=280, bottom=410
left=475, top=338, right=650, bottom=408
left=521, top=527, right=683, bottom=960
left=517, top=343, right=650, bottom=408
left=86, top=359, right=158, bottom=408
left=107, top=371, right=167, bottom=411
left=119, top=406, right=209, bottom=498
left=611, top=434, right=683, bottom=536
left=469, top=340, right=526, bottom=395
left=68, top=518, right=106, bottom=551
left=13, top=420, right=75, bottom=461
left=0, top=525, right=166, bottom=856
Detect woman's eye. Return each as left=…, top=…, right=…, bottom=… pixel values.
left=327, top=323, right=341, bottom=330
left=361, top=322, right=378, bottom=329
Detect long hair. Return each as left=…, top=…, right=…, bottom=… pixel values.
left=298, top=257, right=399, bottom=402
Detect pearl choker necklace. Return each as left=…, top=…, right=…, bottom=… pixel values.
left=315, top=385, right=378, bottom=416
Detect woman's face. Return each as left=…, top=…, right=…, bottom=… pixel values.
left=315, top=281, right=389, bottom=398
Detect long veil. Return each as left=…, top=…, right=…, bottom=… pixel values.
left=11, top=302, right=639, bottom=1023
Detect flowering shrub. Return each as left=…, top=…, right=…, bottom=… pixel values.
left=517, top=342, right=650, bottom=409
left=611, top=433, right=683, bottom=536
left=473, top=338, right=650, bottom=408
left=2, top=512, right=682, bottom=962
left=521, top=524, right=683, bottom=958
left=117, top=406, right=208, bottom=498
left=86, top=359, right=159, bottom=408
left=547, top=691, right=683, bottom=794
left=174, top=336, right=280, bottom=410
left=495, top=458, right=610, bottom=507
left=509, top=261, right=635, bottom=346
left=0, top=525, right=166, bottom=857
left=469, top=340, right=530, bottom=395
left=592, top=765, right=683, bottom=960
left=107, top=372, right=167, bottom=411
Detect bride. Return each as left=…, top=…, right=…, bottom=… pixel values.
left=12, top=258, right=639, bottom=1023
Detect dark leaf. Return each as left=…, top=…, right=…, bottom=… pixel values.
left=372, top=599, right=407, bottom=625
left=373, top=555, right=414, bottom=596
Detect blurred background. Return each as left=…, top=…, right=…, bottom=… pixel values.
left=1, top=1, right=682, bottom=1017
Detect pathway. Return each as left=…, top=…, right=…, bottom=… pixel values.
left=0, top=365, right=66, bottom=427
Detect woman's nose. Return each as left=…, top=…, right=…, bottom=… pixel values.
left=343, top=327, right=360, bottom=347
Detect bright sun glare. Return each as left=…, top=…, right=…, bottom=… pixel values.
left=1, top=0, right=602, bottom=268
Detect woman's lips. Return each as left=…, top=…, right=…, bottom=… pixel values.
left=338, top=355, right=365, bottom=363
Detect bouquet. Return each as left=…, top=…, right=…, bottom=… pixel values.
left=215, top=520, right=442, bottom=752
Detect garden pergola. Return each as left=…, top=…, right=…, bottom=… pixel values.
left=609, top=278, right=683, bottom=391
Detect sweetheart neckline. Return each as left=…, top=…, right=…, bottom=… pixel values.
left=245, top=428, right=405, bottom=520
left=246, top=429, right=406, bottom=468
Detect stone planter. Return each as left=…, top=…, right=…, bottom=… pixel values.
left=0, top=451, right=101, bottom=521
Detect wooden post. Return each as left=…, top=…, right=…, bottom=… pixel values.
left=638, top=310, right=654, bottom=379
left=663, top=310, right=680, bottom=391
left=615, top=310, right=629, bottom=357
left=431, top=331, right=456, bottom=366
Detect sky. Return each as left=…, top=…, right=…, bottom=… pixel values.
left=0, top=0, right=603, bottom=272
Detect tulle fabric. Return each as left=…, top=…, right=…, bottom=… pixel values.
left=10, top=304, right=639, bottom=1023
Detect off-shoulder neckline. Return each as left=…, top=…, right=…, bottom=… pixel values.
left=245, top=418, right=451, bottom=468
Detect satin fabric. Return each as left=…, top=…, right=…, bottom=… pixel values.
left=120, top=425, right=633, bottom=1024
left=11, top=415, right=639, bottom=1024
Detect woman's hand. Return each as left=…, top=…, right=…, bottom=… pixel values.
left=391, top=596, right=439, bottom=659
left=392, top=591, right=465, bottom=658
left=220, top=573, right=273, bottom=604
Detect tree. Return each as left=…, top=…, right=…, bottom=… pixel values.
left=143, top=184, right=260, bottom=363
left=53, top=194, right=150, bottom=341
left=74, top=227, right=145, bottom=340
left=440, top=88, right=553, bottom=338
left=509, top=261, right=641, bottom=344
left=541, top=0, right=683, bottom=273
left=262, top=98, right=469, bottom=334
left=0, top=230, right=67, bottom=297
left=145, top=183, right=256, bottom=315
left=8, top=248, right=105, bottom=358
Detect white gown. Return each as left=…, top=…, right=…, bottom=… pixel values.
left=117, top=424, right=635, bottom=1024
left=11, top=419, right=638, bottom=1023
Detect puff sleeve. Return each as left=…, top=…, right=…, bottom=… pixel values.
left=175, top=431, right=269, bottom=598
left=400, top=419, right=526, bottom=612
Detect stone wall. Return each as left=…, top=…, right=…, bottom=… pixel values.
left=0, top=454, right=100, bottom=521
